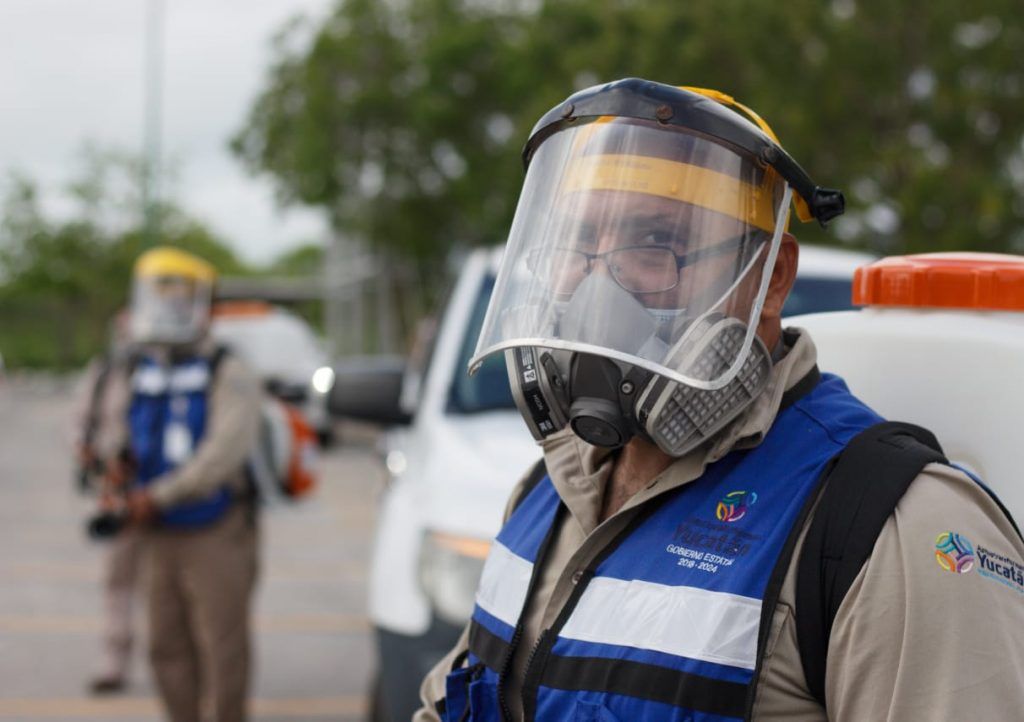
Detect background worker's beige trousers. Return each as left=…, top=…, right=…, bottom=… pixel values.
left=96, top=528, right=143, bottom=681
left=145, top=506, right=258, bottom=722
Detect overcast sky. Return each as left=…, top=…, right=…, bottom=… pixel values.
left=0, top=0, right=336, bottom=265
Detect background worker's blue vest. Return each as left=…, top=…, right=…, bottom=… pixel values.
left=128, top=354, right=232, bottom=528
left=447, top=374, right=882, bottom=722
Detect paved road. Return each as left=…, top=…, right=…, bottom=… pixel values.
left=0, top=378, right=383, bottom=721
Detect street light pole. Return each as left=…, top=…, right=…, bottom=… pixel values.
left=141, top=0, right=164, bottom=247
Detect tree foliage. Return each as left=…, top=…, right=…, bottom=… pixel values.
left=0, top=155, right=248, bottom=369
left=235, top=0, right=1024, bottom=262
left=265, top=242, right=325, bottom=276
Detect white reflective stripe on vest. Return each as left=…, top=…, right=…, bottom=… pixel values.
left=133, top=365, right=168, bottom=394
left=475, top=540, right=533, bottom=628
left=132, top=363, right=210, bottom=395
left=168, top=364, right=209, bottom=393
left=560, top=576, right=762, bottom=670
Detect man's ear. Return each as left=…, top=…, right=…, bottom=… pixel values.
left=760, top=233, right=799, bottom=326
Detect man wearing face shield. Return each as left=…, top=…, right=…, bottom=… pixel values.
left=416, top=80, right=1024, bottom=721
left=95, top=247, right=262, bottom=722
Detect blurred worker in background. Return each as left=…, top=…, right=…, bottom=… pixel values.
left=83, top=246, right=262, bottom=722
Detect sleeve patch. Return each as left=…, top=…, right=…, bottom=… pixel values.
left=935, top=530, right=1024, bottom=593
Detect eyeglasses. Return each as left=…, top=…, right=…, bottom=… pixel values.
left=526, top=233, right=755, bottom=295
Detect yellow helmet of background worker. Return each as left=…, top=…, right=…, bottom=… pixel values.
left=129, top=247, right=217, bottom=345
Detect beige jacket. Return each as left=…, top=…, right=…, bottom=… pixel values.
left=417, top=329, right=1024, bottom=721
left=73, top=353, right=136, bottom=488
left=84, top=338, right=261, bottom=509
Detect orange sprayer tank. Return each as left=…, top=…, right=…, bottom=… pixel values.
left=787, top=252, right=1024, bottom=517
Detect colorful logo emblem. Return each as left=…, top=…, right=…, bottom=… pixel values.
left=935, top=531, right=975, bottom=574
left=716, top=491, right=757, bottom=523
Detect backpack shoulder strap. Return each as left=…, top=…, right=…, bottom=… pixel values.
left=205, top=344, right=261, bottom=520
left=89, top=349, right=142, bottom=438
left=510, top=458, right=549, bottom=515
left=794, top=421, right=946, bottom=707
left=82, top=353, right=114, bottom=449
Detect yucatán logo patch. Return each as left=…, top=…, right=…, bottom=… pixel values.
left=716, top=490, right=758, bottom=523
left=935, top=531, right=975, bottom=574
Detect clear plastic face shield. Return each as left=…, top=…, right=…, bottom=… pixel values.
left=471, top=118, right=791, bottom=392
left=129, top=274, right=212, bottom=345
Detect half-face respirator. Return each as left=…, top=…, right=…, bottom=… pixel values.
left=504, top=262, right=772, bottom=457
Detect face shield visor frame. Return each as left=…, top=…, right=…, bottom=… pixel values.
left=470, top=118, right=791, bottom=392
left=129, top=273, right=213, bottom=345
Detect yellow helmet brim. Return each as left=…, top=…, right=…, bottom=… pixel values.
left=134, top=246, right=217, bottom=283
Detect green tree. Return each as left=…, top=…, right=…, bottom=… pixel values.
left=0, top=155, right=248, bottom=369
left=235, top=0, right=1024, bottom=268
left=266, top=243, right=325, bottom=276
left=232, top=0, right=532, bottom=267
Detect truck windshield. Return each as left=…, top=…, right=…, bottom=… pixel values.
left=448, top=275, right=516, bottom=414
left=783, top=277, right=856, bottom=317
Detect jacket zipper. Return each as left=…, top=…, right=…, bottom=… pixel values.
left=496, top=503, right=566, bottom=722
left=523, top=630, right=547, bottom=675
left=521, top=628, right=548, bottom=692
left=517, top=499, right=667, bottom=721
left=497, top=624, right=523, bottom=722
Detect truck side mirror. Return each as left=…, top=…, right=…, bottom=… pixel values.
left=327, top=355, right=412, bottom=426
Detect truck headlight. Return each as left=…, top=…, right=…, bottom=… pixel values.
left=418, top=531, right=491, bottom=626
left=311, top=366, right=335, bottom=395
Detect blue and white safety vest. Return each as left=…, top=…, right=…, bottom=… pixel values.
left=128, top=354, right=232, bottom=527
left=446, top=373, right=882, bottom=721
